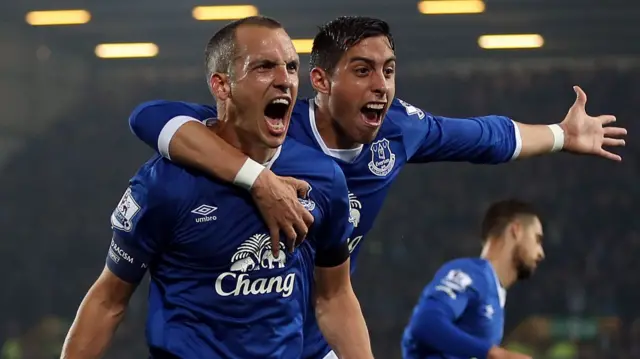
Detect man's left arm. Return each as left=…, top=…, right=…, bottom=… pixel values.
left=399, top=86, right=626, bottom=164
left=315, top=260, right=372, bottom=359
left=314, top=163, right=373, bottom=359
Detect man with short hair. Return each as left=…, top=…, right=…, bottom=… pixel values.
left=402, top=200, right=545, bottom=359
left=128, top=16, right=624, bottom=359
left=61, top=16, right=372, bottom=359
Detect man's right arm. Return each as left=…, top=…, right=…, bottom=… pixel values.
left=61, top=266, right=135, bottom=359
left=407, top=267, right=530, bottom=359
left=62, top=176, right=171, bottom=359
left=129, top=100, right=251, bottom=184
left=407, top=267, right=493, bottom=358
left=129, top=100, right=313, bottom=252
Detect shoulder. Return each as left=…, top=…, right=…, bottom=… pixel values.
left=278, top=139, right=346, bottom=202
left=432, top=257, right=488, bottom=291
left=291, top=98, right=312, bottom=120
left=281, top=138, right=336, bottom=173
left=376, top=98, right=431, bottom=140
left=386, top=98, right=427, bottom=123
left=131, top=155, right=202, bottom=204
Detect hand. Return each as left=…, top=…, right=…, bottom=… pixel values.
left=487, top=346, right=532, bottom=359
left=559, top=86, right=627, bottom=161
left=251, top=169, right=315, bottom=256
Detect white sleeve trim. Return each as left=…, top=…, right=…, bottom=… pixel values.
left=157, top=115, right=201, bottom=160
left=510, top=120, right=522, bottom=161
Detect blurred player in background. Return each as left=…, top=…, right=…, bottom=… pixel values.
left=402, top=200, right=544, bottom=359
left=127, top=16, right=624, bottom=359
left=61, top=16, right=372, bottom=359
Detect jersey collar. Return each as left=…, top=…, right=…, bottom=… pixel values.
left=262, top=145, right=282, bottom=169
left=308, top=99, right=364, bottom=163
left=485, top=259, right=507, bottom=308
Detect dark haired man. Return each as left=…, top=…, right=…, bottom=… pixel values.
left=128, top=16, right=624, bottom=359
left=61, top=17, right=372, bottom=359
left=402, top=200, right=544, bottom=359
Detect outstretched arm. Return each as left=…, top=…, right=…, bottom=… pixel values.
left=515, top=86, right=626, bottom=160
left=399, top=86, right=626, bottom=164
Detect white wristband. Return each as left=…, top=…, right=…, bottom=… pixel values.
left=548, top=124, right=565, bottom=152
left=233, top=157, right=265, bottom=191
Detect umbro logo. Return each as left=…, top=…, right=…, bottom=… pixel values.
left=192, top=204, right=218, bottom=223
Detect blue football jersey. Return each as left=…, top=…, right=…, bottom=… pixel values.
left=106, top=138, right=352, bottom=359
left=401, top=258, right=506, bottom=359
left=128, top=98, right=518, bottom=359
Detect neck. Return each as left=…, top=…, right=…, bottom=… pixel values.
left=213, top=112, right=276, bottom=164
left=314, top=95, right=361, bottom=149
left=480, top=239, right=517, bottom=289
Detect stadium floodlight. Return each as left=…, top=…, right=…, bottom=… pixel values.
left=478, top=34, right=544, bottom=49
left=292, top=39, right=313, bottom=54
left=192, top=5, right=258, bottom=20
left=418, top=0, right=485, bottom=15
left=95, top=43, right=159, bottom=59
left=26, top=10, right=91, bottom=26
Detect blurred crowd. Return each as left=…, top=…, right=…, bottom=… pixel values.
left=0, top=64, right=638, bottom=358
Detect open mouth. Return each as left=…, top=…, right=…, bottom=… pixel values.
left=359, top=102, right=386, bottom=127
left=264, top=97, right=291, bottom=136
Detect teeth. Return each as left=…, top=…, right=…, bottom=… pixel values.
left=271, top=98, right=290, bottom=106
left=266, top=118, right=284, bottom=130
left=365, top=103, right=385, bottom=110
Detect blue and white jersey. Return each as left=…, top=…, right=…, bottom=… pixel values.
left=107, top=138, right=352, bottom=359
left=402, top=258, right=506, bottom=359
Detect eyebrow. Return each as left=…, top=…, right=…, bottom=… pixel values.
left=287, top=58, right=300, bottom=67
left=349, top=56, right=397, bottom=67
left=248, top=58, right=299, bottom=67
left=248, top=59, right=275, bottom=67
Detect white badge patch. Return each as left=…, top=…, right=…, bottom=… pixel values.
left=398, top=99, right=425, bottom=120
left=111, top=187, right=141, bottom=232
left=435, top=269, right=473, bottom=299
left=297, top=185, right=316, bottom=211
left=368, top=138, right=396, bottom=177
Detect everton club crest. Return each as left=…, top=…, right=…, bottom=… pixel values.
left=368, top=138, right=395, bottom=177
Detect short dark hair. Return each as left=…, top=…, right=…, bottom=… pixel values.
left=204, top=16, right=282, bottom=81
left=481, top=200, right=540, bottom=241
left=310, top=16, right=394, bottom=74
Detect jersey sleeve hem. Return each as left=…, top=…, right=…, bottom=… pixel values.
left=314, top=162, right=351, bottom=267
left=158, top=115, right=202, bottom=159
left=509, top=120, right=523, bottom=160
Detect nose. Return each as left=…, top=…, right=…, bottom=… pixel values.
left=538, top=248, right=545, bottom=261
left=273, top=65, right=293, bottom=93
left=371, top=69, right=388, bottom=97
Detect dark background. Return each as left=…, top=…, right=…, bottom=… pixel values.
left=1, top=1, right=639, bottom=358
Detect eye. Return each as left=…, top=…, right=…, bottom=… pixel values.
left=256, top=62, right=276, bottom=72
left=384, top=67, right=395, bottom=76
left=354, top=67, right=369, bottom=76
left=286, top=62, right=298, bottom=73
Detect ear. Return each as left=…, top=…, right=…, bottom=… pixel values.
left=310, top=67, right=331, bottom=95
left=209, top=73, right=231, bottom=101
left=508, top=221, right=523, bottom=242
